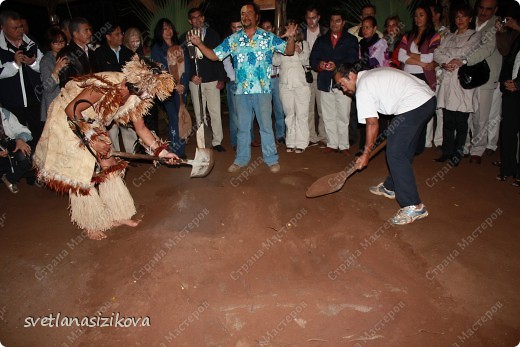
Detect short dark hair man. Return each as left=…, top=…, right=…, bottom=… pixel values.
left=348, top=4, right=383, bottom=41
left=309, top=10, right=358, bottom=155
left=188, top=2, right=297, bottom=173
left=334, top=64, right=436, bottom=225
left=181, top=7, right=227, bottom=152
left=303, top=5, right=328, bottom=146
left=0, top=10, right=43, bottom=141
left=93, top=23, right=134, bottom=72
left=93, top=23, right=137, bottom=153
left=56, top=17, right=94, bottom=87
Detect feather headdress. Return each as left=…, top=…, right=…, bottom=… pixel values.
left=122, top=55, right=175, bottom=101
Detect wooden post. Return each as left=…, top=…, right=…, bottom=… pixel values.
left=274, top=0, right=287, bottom=36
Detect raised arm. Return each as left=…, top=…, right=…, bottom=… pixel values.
left=188, top=32, right=219, bottom=61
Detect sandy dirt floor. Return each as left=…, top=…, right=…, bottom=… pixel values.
left=1, top=114, right=519, bottom=347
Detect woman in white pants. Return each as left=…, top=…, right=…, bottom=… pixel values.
left=279, top=21, right=311, bottom=153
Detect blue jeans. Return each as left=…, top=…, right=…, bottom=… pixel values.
left=163, top=94, right=185, bottom=156
left=227, top=82, right=254, bottom=148
left=235, top=93, right=278, bottom=166
left=384, top=97, right=435, bottom=207
left=271, top=77, right=285, bottom=140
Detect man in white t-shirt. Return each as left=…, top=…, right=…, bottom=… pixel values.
left=334, top=65, right=436, bottom=225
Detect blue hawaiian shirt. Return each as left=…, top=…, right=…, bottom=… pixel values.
left=214, top=28, right=286, bottom=95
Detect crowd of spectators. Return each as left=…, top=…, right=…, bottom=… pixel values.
left=1, top=0, right=520, bottom=194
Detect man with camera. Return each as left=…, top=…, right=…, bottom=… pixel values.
left=0, top=106, right=34, bottom=194
left=0, top=10, right=43, bottom=142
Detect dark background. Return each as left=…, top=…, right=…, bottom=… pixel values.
left=0, top=0, right=516, bottom=50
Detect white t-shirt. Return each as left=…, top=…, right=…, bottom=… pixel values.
left=356, top=68, right=435, bottom=124
left=306, top=27, right=320, bottom=50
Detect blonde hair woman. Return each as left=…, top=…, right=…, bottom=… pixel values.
left=123, top=27, right=143, bottom=56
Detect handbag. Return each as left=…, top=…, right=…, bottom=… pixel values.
left=303, top=66, right=313, bottom=83
left=458, top=60, right=490, bottom=89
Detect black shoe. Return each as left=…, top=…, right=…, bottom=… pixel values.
left=434, top=155, right=450, bottom=163
left=450, top=155, right=462, bottom=167
left=492, top=161, right=501, bottom=167
left=484, top=149, right=495, bottom=156
left=213, top=145, right=226, bottom=152
left=469, top=155, right=482, bottom=164
left=276, top=137, right=286, bottom=145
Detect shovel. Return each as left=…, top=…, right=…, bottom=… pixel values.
left=193, top=55, right=206, bottom=149
left=112, top=147, right=214, bottom=178
left=306, top=140, right=387, bottom=198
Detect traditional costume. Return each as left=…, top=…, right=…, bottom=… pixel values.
left=34, top=56, right=174, bottom=232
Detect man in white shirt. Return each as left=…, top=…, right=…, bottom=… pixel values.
left=303, top=6, right=328, bottom=146
left=334, top=65, right=435, bottom=225
left=466, top=0, right=502, bottom=163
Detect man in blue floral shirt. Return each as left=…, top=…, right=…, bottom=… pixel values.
left=189, top=2, right=296, bottom=173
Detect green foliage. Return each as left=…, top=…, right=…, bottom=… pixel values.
left=129, top=0, right=192, bottom=39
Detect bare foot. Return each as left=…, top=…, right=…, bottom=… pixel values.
left=86, top=230, right=108, bottom=240
left=113, top=219, right=141, bottom=228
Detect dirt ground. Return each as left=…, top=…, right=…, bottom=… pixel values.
left=1, top=113, right=519, bottom=347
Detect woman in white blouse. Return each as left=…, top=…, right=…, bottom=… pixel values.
left=279, top=20, right=311, bottom=153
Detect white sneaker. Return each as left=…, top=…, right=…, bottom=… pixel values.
left=391, top=205, right=428, bottom=225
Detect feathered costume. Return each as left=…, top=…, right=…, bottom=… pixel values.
left=34, top=56, right=174, bottom=231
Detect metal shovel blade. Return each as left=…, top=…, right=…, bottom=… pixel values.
left=188, top=147, right=214, bottom=178
left=305, top=140, right=387, bottom=198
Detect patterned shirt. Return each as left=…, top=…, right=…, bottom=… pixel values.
left=214, top=28, right=286, bottom=94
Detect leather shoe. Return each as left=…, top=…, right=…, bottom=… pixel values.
left=251, top=140, right=261, bottom=147
left=213, top=145, right=226, bottom=152
left=484, top=149, right=495, bottom=156
left=492, top=161, right=501, bottom=167
left=469, top=155, right=481, bottom=164
left=341, top=149, right=350, bottom=156
left=434, top=155, right=450, bottom=163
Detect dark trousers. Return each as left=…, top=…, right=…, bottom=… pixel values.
left=384, top=97, right=436, bottom=207
left=163, top=94, right=185, bottom=157
left=349, top=97, right=358, bottom=146
left=412, top=73, right=433, bottom=155
left=442, top=109, right=470, bottom=158
left=0, top=152, right=33, bottom=184
left=500, top=92, right=520, bottom=178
